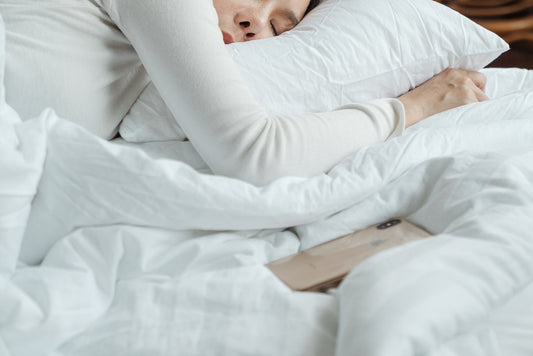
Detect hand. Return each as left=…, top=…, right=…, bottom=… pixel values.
left=398, top=68, right=489, bottom=127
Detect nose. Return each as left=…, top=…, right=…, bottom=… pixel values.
left=239, top=21, right=259, bottom=40
left=236, top=9, right=270, bottom=41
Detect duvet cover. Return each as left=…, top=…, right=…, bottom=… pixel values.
left=1, top=68, right=533, bottom=356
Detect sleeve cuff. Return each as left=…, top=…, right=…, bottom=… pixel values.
left=387, top=98, right=406, bottom=140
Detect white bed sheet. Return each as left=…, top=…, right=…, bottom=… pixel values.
left=1, top=68, right=533, bottom=356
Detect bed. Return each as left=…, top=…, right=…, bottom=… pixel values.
left=1, top=0, right=533, bottom=355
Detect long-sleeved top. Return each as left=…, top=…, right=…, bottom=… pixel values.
left=1, top=0, right=405, bottom=185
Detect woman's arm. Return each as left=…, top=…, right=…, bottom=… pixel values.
left=102, top=0, right=405, bottom=185
left=399, top=68, right=489, bottom=127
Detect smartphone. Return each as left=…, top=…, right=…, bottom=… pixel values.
left=266, top=219, right=431, bottom=293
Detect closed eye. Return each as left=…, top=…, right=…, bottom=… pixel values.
left=270, top=21, right=278, bottom=36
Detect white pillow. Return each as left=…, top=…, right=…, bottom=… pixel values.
left=119, top=0, right=508, bottom=143
left=119, top=82, right=187, bottom=142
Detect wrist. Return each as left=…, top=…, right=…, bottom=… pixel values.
left=398, top=94, right=424, bottom=127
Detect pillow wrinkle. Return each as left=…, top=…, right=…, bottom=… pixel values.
left=119, top=0, right=508, bottom=143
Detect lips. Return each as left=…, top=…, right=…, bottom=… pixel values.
left=222, top=31, right=235, bottom=45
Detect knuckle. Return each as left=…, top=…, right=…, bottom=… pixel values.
left=456, top=78, right=469, bottom=90
left=446, top=68, right=462, bottom=77
left=458, top=77, right=471, bottom=86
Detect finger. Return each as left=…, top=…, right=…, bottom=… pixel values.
left=467, top=71, right=487, bottom=92
left=473, top=84, right=489, bottom=102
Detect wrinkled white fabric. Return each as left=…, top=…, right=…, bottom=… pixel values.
left=118, top=0, right=508, bottom=144
left=0, top=0, right=150, bottom=139
left=0, top=0, right=404, bottom=185
left=1, top=68, right=533, bottom=356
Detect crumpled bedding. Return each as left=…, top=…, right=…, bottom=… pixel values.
left=1, top=68, right=533, bottom=356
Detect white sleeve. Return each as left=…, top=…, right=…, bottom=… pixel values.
left=102, top=0, right=405, bottom=185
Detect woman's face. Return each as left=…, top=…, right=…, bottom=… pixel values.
left=213, top=0, right=311, bottom=44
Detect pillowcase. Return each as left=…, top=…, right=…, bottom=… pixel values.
left=119, top=0, right=508, bottom=143
left=119, top=82, right=187, bottom=142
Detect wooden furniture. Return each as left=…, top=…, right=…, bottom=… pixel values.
left=436, top=0, right=533, bottom=68
left=437, top=0, right=533, bottom=44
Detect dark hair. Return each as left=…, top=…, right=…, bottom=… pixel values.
left=305, top=0, right=321, bottom=16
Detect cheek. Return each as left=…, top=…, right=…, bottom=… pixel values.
left=212, top=0, right=226, bottom=22
left=294, top=0, right=311, bottom=18
left=212, top=0, right=234, bottom=21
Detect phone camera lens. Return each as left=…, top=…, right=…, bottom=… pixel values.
left=377, top=219, right=401, bottom=229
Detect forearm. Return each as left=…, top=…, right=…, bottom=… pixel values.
left=209, top=99, right=405, bottom=184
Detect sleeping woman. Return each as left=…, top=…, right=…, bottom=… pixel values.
left=1, top=0, right=489, bottom=185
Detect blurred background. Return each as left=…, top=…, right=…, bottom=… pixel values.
left=436, top=0, right=533, bottom=69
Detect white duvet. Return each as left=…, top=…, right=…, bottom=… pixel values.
left=1, top=68, right=533, bottom=356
